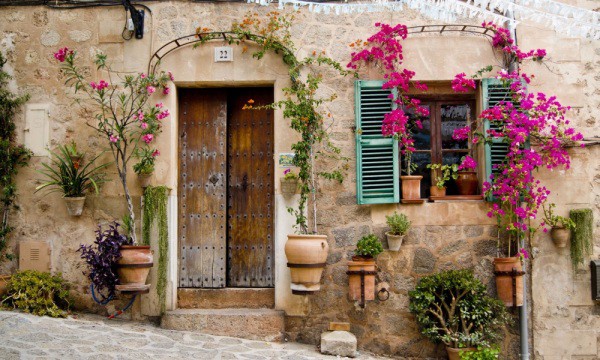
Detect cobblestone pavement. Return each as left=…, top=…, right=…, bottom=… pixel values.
left=0, top=310, right=390, bottom=360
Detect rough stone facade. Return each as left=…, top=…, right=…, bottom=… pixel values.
left=0, top=1, right=598, bottom=359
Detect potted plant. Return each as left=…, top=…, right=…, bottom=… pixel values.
left=385, top=211, right=411, bottom=251
left=133, top=147, right=158, bottom=188
left=348, top=234, right=383, bottom=302
left=543, top=203, right=576, bottom=248
left=280, top=168, right=298, bottom=196
left=409, top=269, right=510, bottom=360
left=400, top=151, right=423, bottom=200
left=426, top=163, right=458, bottom=197
left=35, top=144, right=109, bottom=216
left=455, top=155, right=478, bottom=195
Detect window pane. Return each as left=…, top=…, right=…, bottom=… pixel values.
left=407, top=152, right=431, bottom=198
left=442, top=152, right=464, bottom=166
left=405, top=105, right=431, bottom=150
left=441, top=104, right=470, bottom=150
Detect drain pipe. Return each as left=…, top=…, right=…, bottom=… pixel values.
left=505, top=4, right=530, bottom=360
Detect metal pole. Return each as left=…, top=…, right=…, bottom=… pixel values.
left=506, top=2, right=529, bottom=358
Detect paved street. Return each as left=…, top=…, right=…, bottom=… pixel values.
left=0, top=310, right=388, bottom=359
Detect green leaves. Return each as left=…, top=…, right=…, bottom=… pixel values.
left=355, top=234, right=384, bottom=257
left=1, top=270, right=71, bottom=318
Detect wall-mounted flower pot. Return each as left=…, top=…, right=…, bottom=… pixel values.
left=401, top=175, right=422, bottom=200
left=280, top=178, right=299, bottom=196
left=138, top=173, right=152, bottom=188
left=116, top=245, right=153, bottom=289
left=493, top=256, right=524, bottom=307
left=447, top=347, right=476, bottom=360
left=385, top=232, right=405, bottom=251
left=455, top=171, right=478, bottom=195
left=550, top=226, right=570, bottom=248
left=64, top=196, right=85, bottom=216
left=347, top=256, right=376, bottom=302
left=429, top=185, right=446, bottom=197
left=285, top=234, right=329, bottom=294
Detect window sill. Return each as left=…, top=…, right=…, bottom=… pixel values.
left=429, top=195, right=484, bottom=202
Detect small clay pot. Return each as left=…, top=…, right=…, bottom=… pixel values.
left=138, top=173, right=152, bottom=188
left=385, top=232, right=405, bottom=251
left=400, top=175, right=423, bottom=200
left=64, top=196, right=86, bottom=216
left=429, top=185, right=446, bottom=197
left=550, top=226, right=570, bottom=247
left=116, top=246, right=153, bottom=287
left=280, top=178, right=299, bottom=196
left=446, top=347, right=477, bottom=360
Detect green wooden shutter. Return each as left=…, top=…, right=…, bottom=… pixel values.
left=482, top=78, right=528, bottom=201
left=355, top=80, right=399, bottom=204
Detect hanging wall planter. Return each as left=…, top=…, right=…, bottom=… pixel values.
left=138, top=173, right=152, bottom=188
left=550, top=226, right=570, bottom=248
left=493, top=257, right=524, bottom=307
left=116, top=245, right=153, bottom=291
left=64, top=196, right=86, bottom=216
left=285, top=234, right=329, bottom=294
left=280, top=178, right=299, bottom=196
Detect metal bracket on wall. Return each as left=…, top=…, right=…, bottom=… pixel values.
left=346, top=269, right=377, bottom=308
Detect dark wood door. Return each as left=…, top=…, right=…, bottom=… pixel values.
left=227, top=88, right=274, bottom=287
left=178, top=88, right=227, bottom=288
left=178, top=87, right=273, bottom=289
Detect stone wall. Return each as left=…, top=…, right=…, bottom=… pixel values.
left=0, top=1, right=598, bottom=359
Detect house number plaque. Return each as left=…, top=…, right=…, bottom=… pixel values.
left=214, top=47, right=233, bottom=62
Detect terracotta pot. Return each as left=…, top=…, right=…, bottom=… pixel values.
left=550, top=226, right=570, bottom=248
left=285, top=234, right=329, bottom=294
left=446, top=347, right=477, bottom=360
left=429, top=185, right=446, bottom=197
left=116, top=245, right=153, bottom=287
left=280, top=178, right=299, bottom=195
left=385, top=232, right=405, bottom=251
left=400, top=175, right=423, bottom=200
left=493, top=257, right=524, bottom=307
left=455, top=171, right=478, bottom=195
left=138, top=173, right=152, bottom=188
left=347, top=258, right=376, bottom=301
left=64, top=196, right=86, bottom=216
left=0, top=274, right=10, bottom=298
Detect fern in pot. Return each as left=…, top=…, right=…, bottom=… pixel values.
left=385, top=212, right=411, bottom=251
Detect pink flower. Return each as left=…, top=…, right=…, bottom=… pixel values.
left=284, top=169, right=290, bottom=175
left=451, top=73, right=476, bottom=93
left=168, top=71, right=174, bottom=81
left=163, top=87, right=170, bottom=95
left=109, top=134, right=119, bottom=143
left=157, top=109, right=170, bottom=120
left=140, top=73, right=146, bottom=79
left=140, top=122, right=148, bottom=129
left=458, top=156, right=477, bottom=171
left=97, top=80, right=109, bottom=90
left=152, top=150, right=160, bottom=157
left=90, top=81, right=97, bottom=89
left=156, top=102, right=163, bottom=108
left=143, top=134, right=154, bottom=144
left=53, top=47, right=71, bottom=62
left=519, top=248, right=529, bottom=260
left=137, top=110, right=144, bottom=121
left=146, top=86, right=156, bottom=94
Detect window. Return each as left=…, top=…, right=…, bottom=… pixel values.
left=404, top=98, right=476, bottom=198
left=355, top=79, right=511, bottom=205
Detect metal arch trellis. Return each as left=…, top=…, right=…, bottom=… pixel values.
left=147, top=25, right=496, bottom=75
left=147, top=31, right=296, bottom=76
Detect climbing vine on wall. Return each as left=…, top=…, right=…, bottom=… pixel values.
left=0, top=52, right=31, bottom=263
left=193, top=11, right=355, bottom=234
left=142, top=185, right=169, bottom=313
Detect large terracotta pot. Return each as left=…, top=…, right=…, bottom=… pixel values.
left=493, top=257, right=524, bottom=307
left=64, top=196, right=86, bottom=216
left=400, top=175, right=423, bottom=200
left=429, top=185, right=446, bottom=197
left=550, top=226, right=570, bottom=248
left=447, top=347, right=477, bottom=360
left=285, top=234, right=329, bottom=294
left=116, top=246, right=153, bottom=288
left=0, top=274, right=10, bottom=298
left=385, top=232, right=405, bottom=251
left=347, top=257, right=376, bottom=302
left=455, top=171, right=478, bottom=195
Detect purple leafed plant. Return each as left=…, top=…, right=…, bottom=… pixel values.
left=78, top=222, right=132, bottom=301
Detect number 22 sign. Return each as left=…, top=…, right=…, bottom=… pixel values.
left=214, top=47, right=233, bottom=62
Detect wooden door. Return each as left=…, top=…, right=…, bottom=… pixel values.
left=227, top=88, right=274, bottom=287
left=178, top=87, right=274, bottom=289
left=178, top=89, right=227, bottom=288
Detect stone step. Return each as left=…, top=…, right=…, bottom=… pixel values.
left=177, top=288, right=275, bottom=309
left=161, top=308, right=285, bottom=342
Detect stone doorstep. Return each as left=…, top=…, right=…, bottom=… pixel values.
left=161, top=308, right=285, bottom=342
left=177, top=288, right=275, bottom=309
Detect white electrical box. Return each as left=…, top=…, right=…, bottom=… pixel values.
left=24, top=104, right=50, bottom=156
left=214, top=47, right=233, bottom=62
